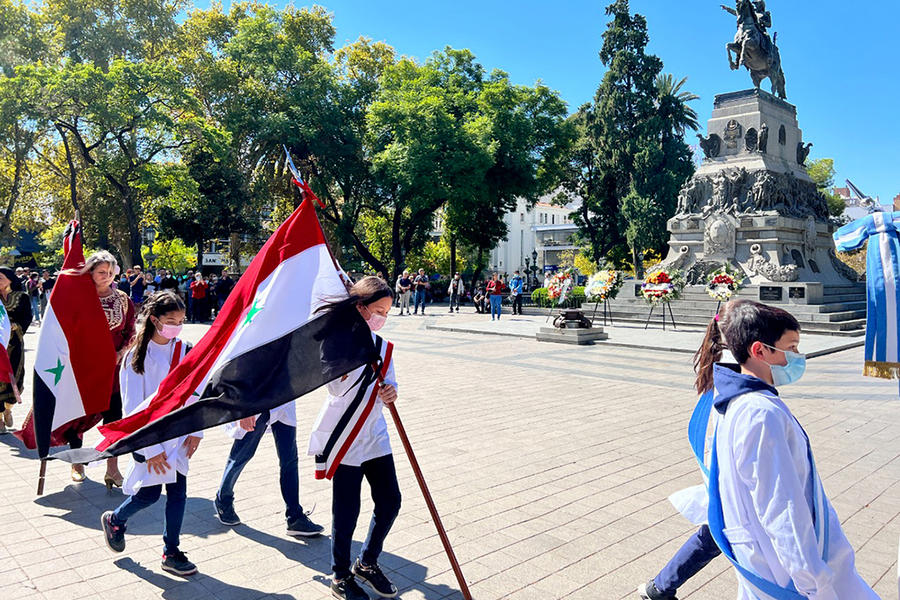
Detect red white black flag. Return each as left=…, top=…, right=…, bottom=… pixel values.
left=54, top=190, right=376, bottom=462
left=16, top=221, right=117, bottom=457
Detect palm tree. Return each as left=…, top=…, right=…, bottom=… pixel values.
left=655, top=74, right=699, bottom=139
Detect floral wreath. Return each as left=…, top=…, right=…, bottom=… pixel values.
left=585, top=269, right=624, bottom=302
left=546, top=268, right=575, bottom=305
left=641, top=268, right=685, bottom=305
left=706, top=265, right=744, bottom=302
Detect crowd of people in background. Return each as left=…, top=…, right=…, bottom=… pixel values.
left=387, top=269, right=529, bottom=319
left=8, top=264, right=239, bottom=328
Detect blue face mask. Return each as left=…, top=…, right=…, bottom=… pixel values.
left=761, top=343, right=806, bottom=386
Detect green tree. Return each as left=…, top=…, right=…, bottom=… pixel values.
left=564, top=1, right=696, bottom=272
left=806, top=158, right=846, bottom=218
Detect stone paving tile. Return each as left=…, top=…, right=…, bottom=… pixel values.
left=2, top=316, right=899, bottom=599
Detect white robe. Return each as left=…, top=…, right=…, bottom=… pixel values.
left=120, top=339, right=201, bottom=495
left=223, top=399, right=296, bottom=440
left=307, top=338, right=398, bottom=467
left=715, top=391, right=878, bottom=600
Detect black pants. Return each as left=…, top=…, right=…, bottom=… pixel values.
left=512, top=294, right=523, bottom=314
left=331, top=454, right=401, bottom=579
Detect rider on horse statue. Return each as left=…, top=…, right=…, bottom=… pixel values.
left=722, top=0, right=787, bottom=99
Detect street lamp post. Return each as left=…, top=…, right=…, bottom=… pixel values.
left=531, top=249, right=539, bottom=287
left=143, top=227, right=157, bottom=270
left=524, top=257, right=530, bottom=291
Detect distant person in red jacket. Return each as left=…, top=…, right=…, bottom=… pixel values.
left=486, top=273, right=505, bottom=321
left=190, top=273, right=210, bottom=322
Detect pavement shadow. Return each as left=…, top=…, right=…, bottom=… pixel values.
left=113, top=556, right=296, bottom=599
left=0, top=426, right=39, bottom=458
left=229, top=521, right=331, bottom=571
left=34, top=480, right=227, bottom=541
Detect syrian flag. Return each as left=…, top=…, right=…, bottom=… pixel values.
left=54, top=176, right=377, bottom=463
left=15, top=221, right=117, bottom=457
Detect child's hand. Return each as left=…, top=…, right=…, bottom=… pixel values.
left=239, top=415, right=258, bottom=431
left=183, top=436, right=201, bottom=458
left=378, top=384, right=397, bottom=404
left=146, top=452, right=171, bottom=475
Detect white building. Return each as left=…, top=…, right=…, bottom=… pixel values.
left=487, top=196, right=581, bottom=285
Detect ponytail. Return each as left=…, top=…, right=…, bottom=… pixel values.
left=129, top=291, right=185, bottom=374
left=693, top=316, right=725, bottom=394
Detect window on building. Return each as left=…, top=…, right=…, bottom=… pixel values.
left=520, top=213, right=524, bottom=222
left=551, top=214, right=555, bottom=224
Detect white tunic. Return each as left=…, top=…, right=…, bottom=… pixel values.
left=307, top=341, right=398, bottom=467
left=715, top=391, right=878, bottom=600
left=120, top=339, right=201, bottom=495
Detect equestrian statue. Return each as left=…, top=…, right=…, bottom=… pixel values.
left=721, top=0, right=787, bottom=99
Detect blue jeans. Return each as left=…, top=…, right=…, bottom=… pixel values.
left=413, top=290, right=426, bottom=313
left=112, top=473, right=187, bottom=555
left=217, top=410, right=303, bottom=521
left=489, top=294, right=503, bottom=319
left=653, top=525, right=721, bottom=595
left=30, top=296, right=40, bottom=322
left=332, top=454, right=401, bottom=579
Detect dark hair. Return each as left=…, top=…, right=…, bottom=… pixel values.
left=130, top=291, right=186, bottom=375
left=316, top=276, right=394, bottom=316
left=0, top=266, right=23, bottom=291
left=693, top=300, right=800, bottom=394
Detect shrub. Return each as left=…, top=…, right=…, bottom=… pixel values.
left=531, top=286, right=586, bottom=308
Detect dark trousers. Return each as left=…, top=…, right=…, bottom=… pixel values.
left=185, top=293, right=193, bottom=321
left=331, top=454, right=401, bottom=579
left=217, top=411, right=303, bottom=521
left=112, top=473, right=187, bottom=555
left=512, top=294, right=523, bottom=314
left=449, top=292, right=461, bottom=311
left=653, top=525, right=721, bottom=595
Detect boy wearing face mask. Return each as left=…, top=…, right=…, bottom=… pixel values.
left=657, top=300, right=877, bottom=600
left=101, top=291, right=203, bottom=576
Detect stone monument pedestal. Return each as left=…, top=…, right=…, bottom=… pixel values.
left=660, top=88, right=857, bottom=287
left=536, top=326, right=608, bottom=345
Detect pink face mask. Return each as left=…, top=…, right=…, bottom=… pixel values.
left=156, top=321, right=183, bottom=340
left=366, top=313, right=387, bottom=332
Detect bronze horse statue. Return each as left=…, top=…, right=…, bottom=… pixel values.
left=722, top=0, right=787, bottom=99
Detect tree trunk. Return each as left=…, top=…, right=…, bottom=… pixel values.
left=0, top=126, right=25, bottom=239
left=470, top=247, right=485, bottom=288
left=229, top=232, right=241, bottom=272
left=449, top=235, right=457, bottom=276
left=197, top=241, right=204, bottom=273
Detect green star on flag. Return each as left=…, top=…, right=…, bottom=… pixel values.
left=45, top=358, right=65, bottom=386
left=243, top=298, right=263, bottom=326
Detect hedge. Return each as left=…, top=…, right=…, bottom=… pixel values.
left=530, top=286, right=586, bottom=308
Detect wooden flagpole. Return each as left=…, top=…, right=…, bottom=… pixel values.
left=386, top=402, right=473, bottom=600
left=37, top=459, right=47, bottom=496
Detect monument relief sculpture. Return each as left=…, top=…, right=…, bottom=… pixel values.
left=723, top=119, right=742, bottom=149
left=758, top=122, right=768, bottom=153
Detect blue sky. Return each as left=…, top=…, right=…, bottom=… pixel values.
left=196, top=1, right=900, bottom=202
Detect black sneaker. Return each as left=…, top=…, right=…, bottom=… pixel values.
left=286, top=512, right=324, bottom=537
left=353, top=559, right=398, bottom=598
left=214, top=497, right=241, bottom=526
left=331, top=575, right=369, bottom=600
left=637, top=580, right=677, bottom=600
left=161, top=550, right=198, bottom=576
left=101, top=511, right=126, bottom=552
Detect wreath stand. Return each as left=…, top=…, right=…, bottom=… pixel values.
left=644, top=301, right=677, bottom=331
left=590, top=299, right=614, bottom=327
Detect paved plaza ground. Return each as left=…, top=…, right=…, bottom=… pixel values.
left=2, top=308, right=899, bottom=599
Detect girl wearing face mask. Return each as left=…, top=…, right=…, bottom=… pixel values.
left=101, top=291, right=202, bottom=577
left=308, top=276, right=401, bottom=600
left=665, top=300, right=876, bottom=600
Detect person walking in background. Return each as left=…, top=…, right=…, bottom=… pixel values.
left=447, top=273, right=464, bottom=313
left=509, top=270, right=524, bottom=315
left=190, top=272, right=209, bottom=323
left=214, top=271, right=235, bottom=313
left=40, top=270, right=55, bottom=318
left=397, top=270, right=412, bottom=315
left=180, top=272, right=193, bottom=321
left=412, top=268, right=429, bottom=315
left=26, top=272, right=42, bottom=325
left=118, top=269, right=131, bottom=297
left=472, top=282, right=486, bottom=314
left=486, top=273, right=504, bottom=321
left=129, top=265, right=145, bottom=307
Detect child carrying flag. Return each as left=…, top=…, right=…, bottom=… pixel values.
left=308, top=276, right=402, bottom=600
left=100, top=291, right=202, bottom=576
